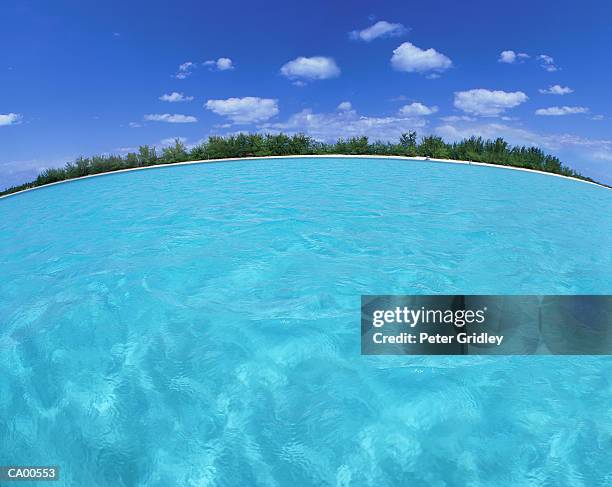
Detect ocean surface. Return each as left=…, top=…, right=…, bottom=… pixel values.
left=1, top=157, right=611, bottom=486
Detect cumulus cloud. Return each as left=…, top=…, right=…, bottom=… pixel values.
left=0, top=113, right=22, bottom=126
left=349, top=20, right=408, bottom=42
left=436, top=122, right=524, bottom=146
left=337, top=101, right=352, bottom=111
left=174, top=61, right=194, bottom=79
left=498, top=50, right=529, bottom=64
left=453, top=89, right=528, bottom=116
left=144, top=113, right=198, bottom=123
left=498, top=50, right=516, bottom=63
left=216, top=58, right=234, bottom=70
left=538, top=84, right=573, bottom=95
left=433, top=119, right=612, bottom=182
left=205, top=97, right=279, bottom=124
left=204, top=57, right=235, bottom=71
left=159, top=92, right=194, bottom=102
left=535, top=106, right=588, bottom=116
left=160, top=136, right=188, bottom=147
left=260, top=107, right=428, bottom=142
left=399, top=102, right=438, bottom=116
left=538, top=54, right=559, bottom=72
left=433, top=121, right=608, bottom=153
left=280, top=56, right=340, bottom=82
left=390, top=42, right=452, bottom=74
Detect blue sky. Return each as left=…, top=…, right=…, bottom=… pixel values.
left=1, top=0, right=611, bottom=188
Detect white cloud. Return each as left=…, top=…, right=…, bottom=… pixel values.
left=280, top=56, right=340, bottom=82
left=1, top=157, right=71, bottom=191
left=260, top=107, right=427, bottom=142
left=453, top=89, right=528, bottom=116
left=349, top=20, right=408, bottom=42
left=337, top=101, right=352, bottom=111
left=128, top=121, right=142, bottom=128
left=159, top=92, right=194, bottom=102
left=434, top=121, right=611, bottom=157
left=498, top=50, right=529, bottom=64
left=435, top=122, right=577, bottom=154
left=144, top=113, right=198, bottom=123
left=538, top=54, right=559, bottom=72
left=439, top=115, right=476, bottom=122
left=216, top=57, right=233, bottom=70
left=591, top=114, right=605, bottom=121
left=435, top=122, right=529, bottom=145
left=160, top=136, right=188, bottom=147
left=390, top=42, right=452, bottom=74
left=204, top=57, right=235, bottom=71
left=499, top=50, right=516, bottom=63
left=434, top=121, right=611, bottom=155
left=535, top=106, right=588, bottom=116
left=174, top=61, right=195, bottom=79
left=593, top=150, right=612, bottom=161
left=205, top=97, right=279, bottom=124
left=433, top=119, right=612, bottom=181
left=0, top=113, right=22, bottom=126
left=538, top=84, right=573, bottom=95
left=399, top=102, right=438, bottom=116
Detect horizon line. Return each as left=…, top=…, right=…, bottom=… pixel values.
left=1, top=154, right=609, bottom=201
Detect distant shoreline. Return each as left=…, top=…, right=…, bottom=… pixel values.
left=1, top=154, right=609, bottom=201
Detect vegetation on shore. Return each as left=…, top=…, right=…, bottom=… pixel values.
left=0, top=132, right=598, bottom=196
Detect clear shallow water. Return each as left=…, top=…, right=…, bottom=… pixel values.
left=1, top=157, right=611, bottom=486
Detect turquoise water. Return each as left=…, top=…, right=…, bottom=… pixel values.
left=1, top=157, right=611, bottom=486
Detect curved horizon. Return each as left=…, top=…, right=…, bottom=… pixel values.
left=1, top=154, right=609, bottom=202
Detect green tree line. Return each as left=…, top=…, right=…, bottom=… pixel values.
left=0, top=132, right=597, bottom=196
